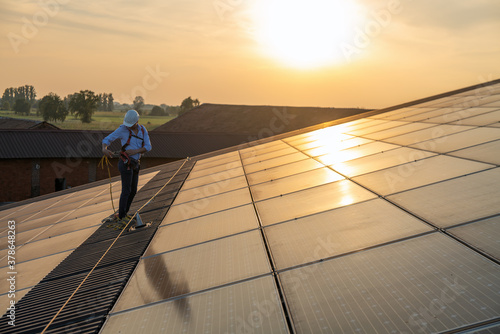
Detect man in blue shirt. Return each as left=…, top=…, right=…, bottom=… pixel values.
left=102, top=110, right=152, bottom=226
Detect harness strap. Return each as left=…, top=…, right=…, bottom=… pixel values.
left=122, top=125, right=145, bottom=150
left=120, top=125, right=145, bottom=169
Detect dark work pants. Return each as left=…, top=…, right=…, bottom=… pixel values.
left=118, top=159, right=139, bottom=219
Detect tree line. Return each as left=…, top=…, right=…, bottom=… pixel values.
left=1, top=85, right=201, bottom=124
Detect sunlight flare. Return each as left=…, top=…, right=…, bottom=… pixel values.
left=252, top=0, right=363, bottom=69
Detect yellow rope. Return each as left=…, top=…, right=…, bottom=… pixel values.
left=41, top=157, right=190, bottom=334
left=98, top=155, right=117, bottom=214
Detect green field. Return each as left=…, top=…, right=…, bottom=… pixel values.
left=0, top=110, right=174, bottom=131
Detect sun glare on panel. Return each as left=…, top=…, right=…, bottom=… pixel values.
left=251, top=0, right=363, bottom=69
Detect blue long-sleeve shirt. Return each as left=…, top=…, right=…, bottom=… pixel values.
left=102, top=124, right=152, bottom=160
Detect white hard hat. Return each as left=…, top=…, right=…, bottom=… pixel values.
left=123, top=109, right=139, bottom=127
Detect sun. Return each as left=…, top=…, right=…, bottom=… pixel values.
left=251, top=0, right=363, bottom=69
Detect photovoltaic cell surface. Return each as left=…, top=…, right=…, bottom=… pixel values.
left=279, top=233, right=500, bottom=334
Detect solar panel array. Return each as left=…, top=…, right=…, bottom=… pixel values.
left=0, top=171, right=158, bottom=312
left=100, top=83, right=500, bottom=333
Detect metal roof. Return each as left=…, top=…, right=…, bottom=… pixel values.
left=153, top=104, right=370, bottom=134
left=0, top=130, right=251, bottom=159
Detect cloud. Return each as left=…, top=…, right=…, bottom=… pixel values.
left=396, top=0, right=500, bottom=30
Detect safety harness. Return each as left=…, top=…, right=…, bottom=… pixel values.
left=120, top=125, right=145, bottom=170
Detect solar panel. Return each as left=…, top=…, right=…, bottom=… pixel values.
left=287, top=134, right=355, bottom=151
left=240, top=141, right=291, bottom=160
left=265, top=198, right=432, bottom=270
left=300, top=137, right=373, bottom=157
left=352, top=155, right=494, bottom=196
left=3, top=211, right=69, bottom=234
left=2, top=227, right=94, bottom=265
left=346, top=120, right=408, bottom=136
left=384, top=124, right=471, bottom=146
left=341, top=119, right=391, bottom=133
left=255, top=179, right=377, bottom=226
left=370, top=107, right=438, bottom=121
left=174, top=175, right=248, bottom=204
left=388, top=168, right=500, bottom=228
left=0, top=250, right=71, bottom=292
left=448, top=216, right=500, bottom=261
left=184, top=160, right=243, bottom=181
left=331, top=147, right=436, bottom=177
left=112, top=230, right=271, bottom=312
left=246, top=158, right=324, bottom=186
left=395, top=107, right=457, bottom=122
left=242, top=146, right=299, bottom=165
left=408, top=127, right=500, bottom=153
left=448, top=109, right=500, bottom=126
left=279, top=233, right=500, bottom=333
left=316, top=141, right=399, bottom=165
left=243, top=151, right=309, bottom=174
left=362, top=122, right=436, bottom=140
left=150, top=204, right=259, bottom=255
left=250, top=167, right=344, bottom=201
left=181, top=165, right=245, bottom=190
left=194, top=151, right=240, bottom=169
left=163, top=187, right=253, bottom=224
left=450, top=139, right=500, bottom=165
left=102, top=275, right=289, bottom=334
left=239, top=140, right=287, bottom=156
left=423, top=107, right=500, bottom=125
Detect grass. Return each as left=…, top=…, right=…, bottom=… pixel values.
left=0, top=110, right=174, bottom=131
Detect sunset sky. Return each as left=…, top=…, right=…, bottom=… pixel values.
left=1, top=0, right=499, bottom=109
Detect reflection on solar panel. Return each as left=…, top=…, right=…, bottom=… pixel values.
left=2, top=80, right=500, bottom=333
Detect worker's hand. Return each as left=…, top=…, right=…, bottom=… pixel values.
left=125, top=149, right=140, bottom=156
left=102, top=148, right=114, bottom=158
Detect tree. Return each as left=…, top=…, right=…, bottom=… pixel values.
left=1, top=101, right=10, bottom=111
left=69, top=90, right=99, bottom=123
left=96, top=93, right=103, bottom=111
left=179, top=96, right=200, bottom=116
left=13, top=99, right=31, bottom=115
left=2, top=85, right=36, bottom=111
left=63, top=94, right=75, bottom=113
left=133, top=96, right=144, bottom=115
left=39, top=93, right=68, bottom=122
left=27, top=85, right=36, bottom=104
left=107, top=93, right=114, bottom=111
left=2, top=88, right=16, bottom=110
left=101, top=93, right=108, bottom=111
left=150, top=105, right=166, bottom=116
